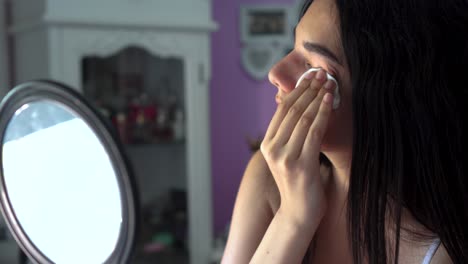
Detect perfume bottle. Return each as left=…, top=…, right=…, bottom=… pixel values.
left=116, top=112, right=129, bottom=144
left=171, top=109, right=185, bottom=141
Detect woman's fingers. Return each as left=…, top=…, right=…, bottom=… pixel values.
left=272, top=70, right=328, bottom=146
left=288, top=80, right=336, bottom=159
left=264, top=71, right=318, bottom=141
left=302, top=91, right=334, bottom=162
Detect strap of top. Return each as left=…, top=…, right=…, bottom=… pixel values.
left=422, top=239, right=441, bottom=264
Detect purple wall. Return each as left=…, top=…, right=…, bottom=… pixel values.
left=210, top=0, right=297, bottom=235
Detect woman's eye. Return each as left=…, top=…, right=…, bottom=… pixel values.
left=304, top=62, right=340, bottom=83
left=305, top=62, right=321, bottom=71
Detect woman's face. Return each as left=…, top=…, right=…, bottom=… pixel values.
left=268, top=0, right=353, bottom=154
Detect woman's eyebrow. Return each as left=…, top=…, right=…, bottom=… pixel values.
left=302, top=41, right=343, bottom=67
left=294, top=25, right=343, bottom=67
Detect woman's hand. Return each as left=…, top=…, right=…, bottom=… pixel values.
left=260, top=69, right=336, bottom=225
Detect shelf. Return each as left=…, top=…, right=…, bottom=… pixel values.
left=124, top=139, right=185, bottom=148
left=133, top=248, right=188, bottom=264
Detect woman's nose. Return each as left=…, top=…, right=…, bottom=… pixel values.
left=268, top=55, right=301, bottom=93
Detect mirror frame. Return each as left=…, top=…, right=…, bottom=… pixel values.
left=0, top=80, right=140, bottom=264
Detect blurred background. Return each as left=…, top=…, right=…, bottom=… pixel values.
left=0, top=0, right=301, bottom=263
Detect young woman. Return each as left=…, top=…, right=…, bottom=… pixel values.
left=222, top=0, right=468, bottom=263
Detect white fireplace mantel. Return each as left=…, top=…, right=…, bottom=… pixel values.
left=10, top=1, right=217, bottom=264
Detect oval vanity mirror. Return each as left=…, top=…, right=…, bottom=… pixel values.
left=0, top=80, right=139, bottom=264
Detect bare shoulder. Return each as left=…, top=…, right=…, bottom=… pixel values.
left=246, top=149, right=269, bottom=175
left=221, top=150, right=277, bottom=263
left=396, top=209, right=454, bottom=264
left=432, top=243, right=453, bottom=264
left=247, top=151, right=332, bottom=214
left=242, top=150, right=276, bottom=197
left=222, top=151, right=334, bottom=263
left=250, top=151, right=281, bottom=213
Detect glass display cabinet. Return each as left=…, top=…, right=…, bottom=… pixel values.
left=8, top=0, right=218, bottom=263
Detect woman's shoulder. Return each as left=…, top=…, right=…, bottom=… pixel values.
left=245, top=151, right=332, bottom=215
left=431, top=243, right=452, bottom=264
left=393, top=208, right=454, bottom=264
left=221, top=151, right=277, bottom=262
left=244, top=150, right=280, bottom=213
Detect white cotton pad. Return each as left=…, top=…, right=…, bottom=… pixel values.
left=295, top=68, right=341, bottom=110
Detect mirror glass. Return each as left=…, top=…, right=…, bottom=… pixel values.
left=1, top=100, right=123, bottom=263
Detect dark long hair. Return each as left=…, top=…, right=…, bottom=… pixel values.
left=301, top=0, right=468, bottom=263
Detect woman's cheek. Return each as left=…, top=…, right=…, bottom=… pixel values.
left=320, top=84, right=353, bottom=152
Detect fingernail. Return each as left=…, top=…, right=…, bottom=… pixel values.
left=324, top=80, right=335, bottom=90
left=316, top=70, right=325, bottom=80
left=304, top=71, right=315, bottom=79
left=323, top=93, right=333, bottom=104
